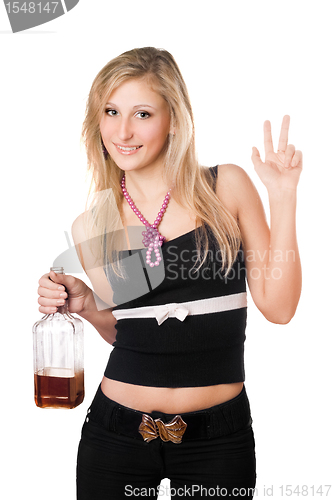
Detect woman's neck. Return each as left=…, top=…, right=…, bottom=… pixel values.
left=123, top=169, right=171, bottom=204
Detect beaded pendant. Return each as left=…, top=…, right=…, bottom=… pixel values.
left=121, top=174, right=171, bottom=267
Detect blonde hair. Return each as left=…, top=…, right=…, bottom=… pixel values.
left=81, top=47, right=241, bottom=278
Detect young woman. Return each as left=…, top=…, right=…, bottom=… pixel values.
left=37, top=47, right=302, bottom=499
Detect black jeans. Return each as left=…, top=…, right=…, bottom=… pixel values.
left=77, top=385, right=256, bottom=499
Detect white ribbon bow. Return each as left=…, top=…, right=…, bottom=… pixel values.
left=153, top=303, right=189, bottom=326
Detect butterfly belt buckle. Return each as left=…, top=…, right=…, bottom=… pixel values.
left=139, top=413, right=187, bottom=444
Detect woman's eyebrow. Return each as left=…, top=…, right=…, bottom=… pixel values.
left=133, top=104, right=156, bottom=110
left=105, top=102, right=156, bottom=110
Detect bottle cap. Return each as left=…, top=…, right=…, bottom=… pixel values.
left=50, top=267, right=64, bottom=274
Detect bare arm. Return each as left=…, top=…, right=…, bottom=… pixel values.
left=264, top=188, right=301, bottom=322
left=216, top=116, right=302, bottom=324
left=77, top=289, right=117, bottom=345
left=71, top=212, right=118, bottom=344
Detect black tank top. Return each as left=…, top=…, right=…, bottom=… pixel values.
left=104, top=166, right=247, bottom=387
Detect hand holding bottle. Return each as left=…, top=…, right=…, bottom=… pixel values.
left=38, top=270, right=92, bottom=315
left=34, top=267, right=85, bottom=409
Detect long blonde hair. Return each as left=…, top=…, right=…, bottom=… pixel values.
left=81, top=47, right=241, bottom=278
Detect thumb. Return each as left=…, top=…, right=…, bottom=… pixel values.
left=49, top=270, right=67, bottom=285
left=251, top=147, right=262, bottom=169
left=49, top=270, right=77, bottom=293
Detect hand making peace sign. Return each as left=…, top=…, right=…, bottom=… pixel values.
left=251, top=115, right=303, bottom=193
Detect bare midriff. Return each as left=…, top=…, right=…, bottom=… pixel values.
left=101, top=376, right=244, bottom=413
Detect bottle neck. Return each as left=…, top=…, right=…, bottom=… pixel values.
left=56, top=302, right=69, bottom=315
left=49, top=266, right=70, bottom=316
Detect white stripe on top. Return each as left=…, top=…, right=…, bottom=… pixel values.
left=112, top=292, right=247, bottom=326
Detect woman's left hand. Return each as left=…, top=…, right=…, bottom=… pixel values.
left=251, top=115, right=303, bottom=193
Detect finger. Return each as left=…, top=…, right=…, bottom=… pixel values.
left=39, top=305, right=58, bottom=314
left=49, top=270, right=76, bottom=290
left=38, top=296, right=66, bottom=308
left=38, top=285, right=67, bottom=300
left=251, top=147, right=264, bottom=170
left=284, top=143, right=296, bottom=169
left=263, top=120, right=274, bottom=156
left=277, top=115, right=290, bottom=153
left=38, top=273, right=65, bottom=291
left=291, top=150, right=303, bottom=168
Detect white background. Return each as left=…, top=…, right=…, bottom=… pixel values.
left=1, top=1, right=332, bottom=498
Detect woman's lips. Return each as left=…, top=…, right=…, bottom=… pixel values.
left=113, top=143, right=143, bottom=155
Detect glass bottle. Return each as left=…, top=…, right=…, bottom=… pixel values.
left=33, top=267, right=84, bottom=409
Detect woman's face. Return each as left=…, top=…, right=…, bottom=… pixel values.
left=100, top=78, right=172, bottom=173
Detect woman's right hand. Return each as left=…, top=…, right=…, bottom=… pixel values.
left=37, top=270, right=92, bottom=315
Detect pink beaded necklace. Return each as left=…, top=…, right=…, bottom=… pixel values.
left=121, top=173, right=171, bottom=267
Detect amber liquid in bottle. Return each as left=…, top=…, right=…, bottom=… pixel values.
left=33, top=266, right=84, bottom=409
left=34, top=367, right=84, bottom=409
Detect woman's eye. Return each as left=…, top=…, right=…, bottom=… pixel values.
left=105, top=109, right=150, bottom=119
left=136, top=111, right=150, bottom=119
left=106, top=109, right=118, bottom=116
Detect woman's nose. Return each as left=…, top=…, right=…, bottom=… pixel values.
left=117, top=118, right=133, bottom=141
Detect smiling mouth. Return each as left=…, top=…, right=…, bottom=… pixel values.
left=114, top=144, right=143, bottom=152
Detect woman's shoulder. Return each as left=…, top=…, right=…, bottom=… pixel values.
left=71, top=211, right=91, bottom=245
left=214, top=164, right=257, bottom=216
left=211, top=164, right=247, bottom=218
left=72, top=213, right=85, bottom=243
left=203, top=163, right=251, bottom=191
left=216, top=163, right=250, bottom=183
left=71, top=206, right=105, bottom=243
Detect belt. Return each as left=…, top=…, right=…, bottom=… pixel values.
left=112, top=292, right=247, bottom=325
left=86, top=384, right=252, bottom=444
